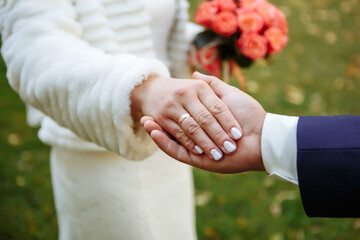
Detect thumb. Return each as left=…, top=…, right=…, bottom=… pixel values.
left=192, top=72, right=230, bottom=97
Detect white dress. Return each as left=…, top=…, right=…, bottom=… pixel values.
left=0, top=0, right=199, bottom=239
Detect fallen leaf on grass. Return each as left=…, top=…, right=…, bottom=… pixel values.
left=236, top=216, right=247, bottom=228
left=354, top=219, right=360, bottom=230
left=16, top=176, right=26, bottom=187
left=285, top=85, right=305, bottom=105
left=269, top=202, right=282, bottom=218
left=7, top=133, right=22, bottom=146
left=270, top=232, right=284, bottom=240
left=324, top=31, right=337, bottom=45
left=345, top=64, right=358, bottom=78
left=196, top=191, right=213, bottom=206
left=204, top=226, right=220, bottom=240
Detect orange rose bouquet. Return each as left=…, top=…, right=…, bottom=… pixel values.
left=191, top=0, right=289, bottom=90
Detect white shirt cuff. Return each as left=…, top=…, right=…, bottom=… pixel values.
left=261, top=113, right=299, bottom=185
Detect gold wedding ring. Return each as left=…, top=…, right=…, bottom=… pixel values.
left=178, top=113, right=191, bottom=125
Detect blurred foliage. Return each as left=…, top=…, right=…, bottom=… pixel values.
left=1, top=0, right=360, bottom=239
left=0, top=55, right=57, bottom=237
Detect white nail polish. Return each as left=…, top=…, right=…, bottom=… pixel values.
left=231, top=127, right=242, bottom=140
left=210, top=149, right=223, bottom=161
left=224, top=141, right=236, bottom=153
left=194, top=145, right=203, bottom=154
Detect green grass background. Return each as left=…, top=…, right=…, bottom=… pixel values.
left=1, top=0, right=360, bottom=239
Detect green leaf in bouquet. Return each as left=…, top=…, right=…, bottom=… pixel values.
left=234, top=52, right=253, bottom=68
left=193, top=30, right=226, bottom=49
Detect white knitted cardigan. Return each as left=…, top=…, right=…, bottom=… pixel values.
left=0, top=0, right=196, bottom=160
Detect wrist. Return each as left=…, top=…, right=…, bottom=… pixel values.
left=253, top=110, right=267, bottom=171
left=130, top=76, right=156, bottom=127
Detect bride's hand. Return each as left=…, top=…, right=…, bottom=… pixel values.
left=131, top=76, right=243, bottom=161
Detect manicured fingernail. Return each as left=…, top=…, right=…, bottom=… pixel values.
left=224, top=141, right=236, bottom=153
left=194, top=145, right=203, bottom=154
left=231, top=127, right=242, bottom=140
left=210, top=149, right=223, bottom=161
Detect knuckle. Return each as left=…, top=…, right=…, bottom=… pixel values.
left=212, top=76, right=221, bottom=82
left=210, top=102, right=227, bottom=115
left=194, top=80, right=207, bottom=89
left=214, top=131, right=226, bottom=144
left=155, top=115, right=165, bottom=123
left=183, top=138, right=194, bottom=148
left=185, top=122, right=201, bottom=137
left=175, top=130, right=187, bottom=142
left=163, top=98, right=176, bottom=109
left=197, top=111, right=214, bottom=126
left=175, top=130, right=193, bottom=148
left=198, top=142, right=211, bottom=152
left=174, top=87, right=191, bottom=98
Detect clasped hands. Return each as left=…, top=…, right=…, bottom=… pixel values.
left=131, top=72, right=266, bottom=173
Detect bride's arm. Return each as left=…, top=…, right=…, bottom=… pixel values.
left=0, top=0, right=170, bottom=160
left=1, top=0, right=242, bottom=161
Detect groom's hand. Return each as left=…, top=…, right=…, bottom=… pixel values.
left=141, top=72, right=266, bottom=173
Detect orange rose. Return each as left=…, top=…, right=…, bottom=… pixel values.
left=257, top=2, right=277, bottom=27
left=257, top=2, right=288, bottom=34
left=212, top=11, right=238, bottom=37
left=196, top=46, right=222, bottom=78
left=239, top=0, right=264, bottom=10
left=216, top=0, right=237, bottom=12
left=264, top=27, right=288, bottom=53
left=237, top=9, right=264, bottom=33
left=195, top=1, right=219, bottom=28
left=237, top=32, right=268, bottom=60
left=272, top=10, right=288, bottom=34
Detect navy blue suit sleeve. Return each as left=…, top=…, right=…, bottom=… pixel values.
left=297, top=115, right=360, bottom=218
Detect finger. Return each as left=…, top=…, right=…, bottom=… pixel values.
left=166, top=108, right=224, bottom=158
left=150, top=130, right=209, bottom=169
left=181, top=93, right=240, bottom=154
left=150, top=130, right=190, bottom=163
left=144, top=119, right=180, bottom=143
left=198, top=87, right=243, bottom=141
left=179, top=115, right=224, bottom=161
left=143, top=118, right=164, bottom=135
left=192, top=72, right=243, bottom=140
left=192, top=72, right=231, bottom=97
left=160, top=119, right=204, bottom=155
left=140, top=116, right=155, bottom=125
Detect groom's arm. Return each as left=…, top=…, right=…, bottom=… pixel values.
left=296, top=115, right=360, bottom=218
left=263, top=114, right=360, bottom=217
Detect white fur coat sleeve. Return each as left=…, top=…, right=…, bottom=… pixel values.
left=0, top=0, right=170, bottom=160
